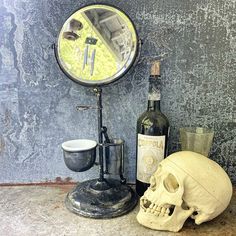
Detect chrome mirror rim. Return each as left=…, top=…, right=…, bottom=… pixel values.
left=55, top=3, right=139, bottom=87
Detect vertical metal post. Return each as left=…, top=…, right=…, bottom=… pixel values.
left=94, top=87, right=104, bottom=181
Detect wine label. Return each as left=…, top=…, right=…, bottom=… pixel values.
left=137, top=134, right=165, bottom=183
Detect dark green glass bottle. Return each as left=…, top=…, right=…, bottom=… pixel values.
left=136, top=61, right=169, bottom=196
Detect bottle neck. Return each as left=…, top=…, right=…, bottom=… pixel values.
left=148, top=75, right=161, bottom=111
left=148, top=100, right=160, bottom=111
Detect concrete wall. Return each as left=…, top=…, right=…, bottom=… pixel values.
left=0, top=0, right=235, bottom=184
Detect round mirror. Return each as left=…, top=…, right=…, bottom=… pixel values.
left=55, top=4, right=138, bottom=86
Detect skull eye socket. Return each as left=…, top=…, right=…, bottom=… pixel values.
left=163, top=173, right=179, bottom=193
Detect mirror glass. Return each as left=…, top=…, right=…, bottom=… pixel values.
left=56, top=4, right=138, bottom=86
left=56, top=5, right=138, bottom=86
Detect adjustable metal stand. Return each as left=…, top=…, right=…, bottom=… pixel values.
left=65, top=87, right=138, bottom=218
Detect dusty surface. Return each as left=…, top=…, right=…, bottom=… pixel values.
left=0, top=0, right=236, bottom=185
left=0, top=184, right=235, bottom=236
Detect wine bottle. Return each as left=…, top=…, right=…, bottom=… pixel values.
left=136, top=61, right=169, bottom=196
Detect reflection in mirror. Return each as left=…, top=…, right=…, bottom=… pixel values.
left=56, top=4, right=138, bottom=86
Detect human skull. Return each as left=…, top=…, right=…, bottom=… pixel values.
left=137, top=151, right=232, bottom=232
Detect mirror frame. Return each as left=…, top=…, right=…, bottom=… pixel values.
left=54, top=3, right=139, bottom=87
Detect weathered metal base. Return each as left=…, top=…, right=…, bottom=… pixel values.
left=65, top=178, right=138, bottom=218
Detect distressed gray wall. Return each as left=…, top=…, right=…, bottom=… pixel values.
left=0, top=0, right=235, bottom=184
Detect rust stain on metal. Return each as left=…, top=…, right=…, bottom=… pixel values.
left=55, top=177, right=62, bottom=182
left=55, top=177, right=73, bottom=183
left=0, top=176, right=76, bottom=188
left=0, top=178, right=76, bottom=194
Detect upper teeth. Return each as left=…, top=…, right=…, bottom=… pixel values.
left=141, top=197, right=170, bottom=217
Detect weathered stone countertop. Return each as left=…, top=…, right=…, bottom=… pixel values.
left=0, top=184, right=235, bottom=236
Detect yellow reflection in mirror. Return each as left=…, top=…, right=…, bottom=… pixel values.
left=58, top=6, right=136, bottom=83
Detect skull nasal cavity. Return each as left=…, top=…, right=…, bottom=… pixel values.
left=163, top=174, right=179, bottom=193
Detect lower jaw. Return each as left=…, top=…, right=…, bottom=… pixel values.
left=137, top=208, right=170, bottom=220
left=137, top=210, right=185, bottom=233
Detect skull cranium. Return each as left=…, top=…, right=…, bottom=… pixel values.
left=136, top=151, right=232, bottom=232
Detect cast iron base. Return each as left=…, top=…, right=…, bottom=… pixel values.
left=65, top=178, right=138, bottom=218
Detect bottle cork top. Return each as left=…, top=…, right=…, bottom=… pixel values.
left=150, top=61, right=161, bottom=76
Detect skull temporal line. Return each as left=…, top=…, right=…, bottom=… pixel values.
left=136, top=151, right=232, bottom=232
